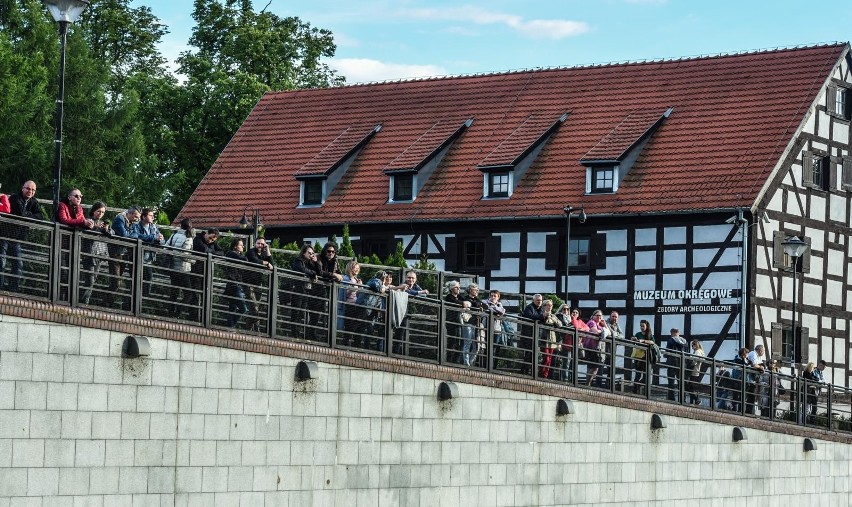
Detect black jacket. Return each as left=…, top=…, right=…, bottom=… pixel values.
left=3, top=191, right=44, bottom=240
left=191, top=233, right=224, bottom=273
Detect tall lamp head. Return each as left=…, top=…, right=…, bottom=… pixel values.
left=782, top=236, right=808, bottom=260
left=44, top=0, right=89, bottom=24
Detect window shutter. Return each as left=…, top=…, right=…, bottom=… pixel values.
left=484, top=236, right=502, bottom=269
left=444, top=237, right=458, bottom=271
left=351, top=239, right=362, bottom=257
left=589, top=233, right=607, bottom=268
left=797, top=326, right=809, bottom=363
left=772, top=231, right=786, bottom=269
left=544, top=234, right=559, bottom=270
left=802, top=151, right=814, bottom=188
left=801, top=236, right=811, bottom=274
left=845, top=88, right=852, bottom=119
left=829, top=157, right=839, bottom=190
left=770, top=323, right=783, bottom=360
left=843, top=156, right=852, bottom=190
left=826, top=85, right=837, bottom=114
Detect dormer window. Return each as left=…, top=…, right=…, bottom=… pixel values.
left=383, top=119, right=473, bottom=204
left=580, top=107, right=672, bottom=195
left=391, top=173, right=414, bottom=202
left=301, top=179, right=325, bottom=206
left=295, top=123, right=382, bottom=207
left=488, top=171, right=511, bottom=198
left=478, top=113, right=569, bottom=199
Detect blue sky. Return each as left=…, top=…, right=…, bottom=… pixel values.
left=132, top=0, right=852, bottom=83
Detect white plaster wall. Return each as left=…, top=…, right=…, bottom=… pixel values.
left=830, top=193, right=847, bottom=222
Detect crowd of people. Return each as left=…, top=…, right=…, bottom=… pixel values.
left=0, top=179, right=832, bottom=417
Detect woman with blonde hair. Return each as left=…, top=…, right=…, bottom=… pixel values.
left=340, top=260, right=363, bottom=346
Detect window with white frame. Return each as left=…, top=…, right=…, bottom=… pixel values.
left=836, top=87, right=847, bottom=116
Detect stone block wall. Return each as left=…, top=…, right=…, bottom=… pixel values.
left=1, top=312, right=852, bottom=506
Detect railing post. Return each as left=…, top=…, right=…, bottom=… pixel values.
left=769, top=371, right=776, bottom=421
left=644, top=346, right=651, bottom=400
left=328, top=280, right=338, bottom=348
left=268, top=266, right=278, bottom=339
left=49, top=223, right=62, bottom=303
left=68, top=230, right=81, bottom=307
left=132, top=239, right=144, bottom=316
left=532, top=321, right=539, bottom=380
left=570, top=328, right=579, bottom=387
left=382, top=290, right=392, bottom=356
left=826, top=383, right=833, bottom=430
left=438, top=300, right=446, bottom=366
left=608, top=335, right=616, bottom=393
left=710, top=359, right=717, bottom=411
left=203, top=252, right=214, bottom=328
left=485, top=309, right=494, bottom=373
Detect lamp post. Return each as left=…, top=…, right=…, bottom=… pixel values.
left=782, top=236, right=808, bottom=374
left=45, top=0, right=89, bottom=221
left=239, top=205, right=263, bottom=244
left=562, top=205, right=587, bottom=302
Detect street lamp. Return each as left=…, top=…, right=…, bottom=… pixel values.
left=44, top=0, right=90, bottom=221
left=239, top=205, right=263, bottom=244
left=562, top=205, right=587, bottom=302
left=782, top=236, right=808, bottom=372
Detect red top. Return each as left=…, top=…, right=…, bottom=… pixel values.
left=58, top=201, right=88, bottom=228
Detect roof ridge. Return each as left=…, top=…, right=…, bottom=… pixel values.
left=308, top=41, right=847, bottom=89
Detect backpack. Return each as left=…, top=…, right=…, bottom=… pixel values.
left=648, top=342, right=662, bottom=365
left=0, top=194, right=9, bottom=214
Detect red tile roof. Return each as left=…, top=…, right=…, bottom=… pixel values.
left=581, top=108, right=670, bottom=162
left=295, top=124, right=381, bottom=177
left=179, top=44, right=848, bottom=228
left=478, top=113, right=567, bottom=168
left=385, top=119, right=470, bottom=172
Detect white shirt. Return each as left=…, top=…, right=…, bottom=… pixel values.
left=746, top=350, right=766, bottom=366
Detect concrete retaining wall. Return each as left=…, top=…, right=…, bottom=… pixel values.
left=1, top=312, right=851, bottom=506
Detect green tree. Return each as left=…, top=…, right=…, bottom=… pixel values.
left=0, top=0, right=174, bottom=209
left=166, top=0, right=344, bottom=217
left=339, top=224, right=355, bottom=258
left=384, top=241, right=408, bottom=269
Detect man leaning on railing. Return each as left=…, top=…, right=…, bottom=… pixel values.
left=0, top=180, right=44, bottom=292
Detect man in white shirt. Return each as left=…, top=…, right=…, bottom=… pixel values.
left=745, top=344, right=767, bottom=414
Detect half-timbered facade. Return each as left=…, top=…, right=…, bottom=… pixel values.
left=180, top=44, right=852, bottom=386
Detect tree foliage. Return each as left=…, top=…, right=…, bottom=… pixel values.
left=0, top=0, right=343, bottom=218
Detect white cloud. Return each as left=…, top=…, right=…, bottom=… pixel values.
left=330, top=58, right=448, bottom=82
left=402, top=5, right=588, bottom=40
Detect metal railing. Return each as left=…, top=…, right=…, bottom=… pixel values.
left=1, top=213, right=850, bottom=433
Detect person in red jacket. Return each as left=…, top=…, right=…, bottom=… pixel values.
left=57, top=189, right=94, bottom=229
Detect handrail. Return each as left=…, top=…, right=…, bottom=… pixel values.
left=1, top=213, right=850, bottom=433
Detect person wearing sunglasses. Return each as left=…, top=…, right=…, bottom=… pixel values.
left=318, top=242, right=343, bottom=282
left=57, top=188, right=94, bottom=229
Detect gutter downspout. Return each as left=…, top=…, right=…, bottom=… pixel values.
left=736, top=208, right=748, bottom=349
